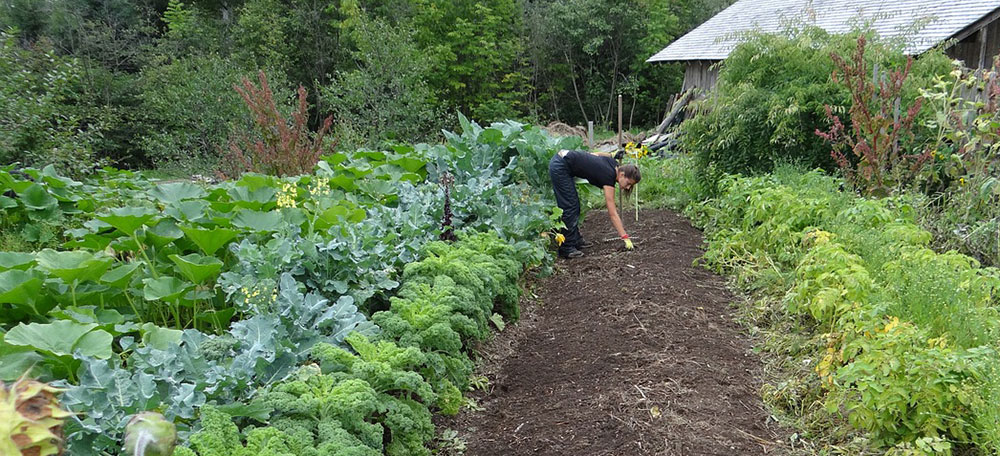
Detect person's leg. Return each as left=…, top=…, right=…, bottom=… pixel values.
left=549, top=155, right=583, bottom=257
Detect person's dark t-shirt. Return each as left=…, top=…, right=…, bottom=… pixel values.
left=563, top=150, right=617, bottom=188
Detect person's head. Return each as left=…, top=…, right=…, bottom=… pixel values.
left=616, top=164, right=641, bottom=197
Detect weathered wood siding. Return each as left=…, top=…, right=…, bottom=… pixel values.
left=682, top=61, right=720, bottom=92
left=946, top=19, right=1000, bottom=69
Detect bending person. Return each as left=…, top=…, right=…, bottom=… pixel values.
left=548, top=149, right=640, bottom=259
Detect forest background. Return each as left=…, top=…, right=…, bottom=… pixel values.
left=0, top=0, right=732, bottom=177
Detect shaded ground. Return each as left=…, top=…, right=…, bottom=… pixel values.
left=442, top=209, right=786, bottom=455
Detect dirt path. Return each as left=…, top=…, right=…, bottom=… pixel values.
left=444, top=209, right=785, bottom=455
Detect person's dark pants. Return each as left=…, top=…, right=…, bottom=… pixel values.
left=549, top=154, right=582, bottom=256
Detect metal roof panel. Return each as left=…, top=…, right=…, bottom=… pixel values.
left=647, top=0, right=1000, bottom=62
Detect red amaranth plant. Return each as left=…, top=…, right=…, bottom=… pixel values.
left=816, top=36, right=931, bottom=196
left=220, top=71, right=334, bottom=178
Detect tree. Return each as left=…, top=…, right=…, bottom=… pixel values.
left=411, top=0, right=529, bottom=122
left=321, top=14, right=443, bottom=148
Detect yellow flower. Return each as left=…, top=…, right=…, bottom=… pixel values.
left=960, top=177, right=967, bottom=186
left=882, top=316, right=900, bottom=334
left=276, top=185, right=298, bottom=208
left=555, top=233, right=566, bottom=246
left=927, top=337, right=948, bottom=349
left=803, top=229, right=833, bottom=246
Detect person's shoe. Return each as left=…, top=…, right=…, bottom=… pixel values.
left=578, top=239, right=595, bottom=249
left=559, top=248, right=584, bottom=259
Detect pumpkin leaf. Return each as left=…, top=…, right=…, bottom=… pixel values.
left=142, top=276, right=194, bottom=302
left=0, top=252, right=36, bottom=272
left=36, top=249, right=114, bottom=284
left=169, top=253, right=223, bottom=284
left=180, top=225, right=238, bottom=255
left=232, top=209, right=284, bottom=233
left=97, top=207, right=158, bottom=235
left=149, top=182, right=207, bottom=204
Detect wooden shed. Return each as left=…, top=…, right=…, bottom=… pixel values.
left=647, top=0, right=1000, bottom=93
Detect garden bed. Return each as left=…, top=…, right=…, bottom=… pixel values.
left=446, top=209, right=785, bottom=455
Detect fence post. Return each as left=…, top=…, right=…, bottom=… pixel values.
left=618, top=94, right=623, bottom=151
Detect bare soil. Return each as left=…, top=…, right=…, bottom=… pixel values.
left=442, top=209, right=786, bottom=455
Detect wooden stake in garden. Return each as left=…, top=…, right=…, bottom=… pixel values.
left=618, top=94, right=623, bottom=212
left=618, top=94, right=623, bottom=150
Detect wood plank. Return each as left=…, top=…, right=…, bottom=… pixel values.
left=979, top=26, right=988, bottom=69
left=950, top=6, right=1000, bottom=43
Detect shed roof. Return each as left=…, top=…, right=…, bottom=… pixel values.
left=647, top=0, right=1000, bottom=63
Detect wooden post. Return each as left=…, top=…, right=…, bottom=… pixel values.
left=663, top=94, right=677, bottom=126
left=618, top=94, right=623, bottom=150
left=979, top=26, right=989, bottom=70
left=587, top=121, right=594, bottom=148
left=617, top=94, right=623, bottom=213
left=654, top=89, right=695, bottom=138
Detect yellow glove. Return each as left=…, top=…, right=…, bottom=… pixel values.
left=623, top=236, right=634, bottom=250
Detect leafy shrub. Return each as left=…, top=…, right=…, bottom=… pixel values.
left=680, top=26, right=951, bottom=192
left=139, top=55, right=261, bottom=176
left=914, top=60, right=1000, bottom=266
left=634, top=154, right=707, bottom=211
left=320, top=16, right=444, bottom=149
left=0, top=33, right=107, bottom=176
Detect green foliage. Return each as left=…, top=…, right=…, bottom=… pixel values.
left=138, top=55, right=261, bottom=175
left=686, top=168, right=1000, bottom=451
left=0, top=33, right=107, bottom=176
left=2, top=0, right=726, bottom=173
left=629, top=155, right=706, bottom=210
left=524, top=0, right=691, bottom=126
left=231, top=0, right=293, bottom=75
left=680, top=26, right=952, bottom=192
left=321, top=16, right=443, bottom=149
left=0, top=119, right=566, bottom=456
left=834, top=319, right=991, bottom=445
left=253, top=356, right=434, bottom=456
left=974, top=367, right=1000, bottom=455
left=174, top=406, right=304, bottom=456
left=412, top=0, right=528, bottom=122
left=914, top=60, right=1000, bottom=268
left=371, top=232, right=526, bottom=396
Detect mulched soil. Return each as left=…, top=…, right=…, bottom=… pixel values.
left=441, top=209, right=787, bottom=455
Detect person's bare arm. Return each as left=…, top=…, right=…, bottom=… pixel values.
left=592, top=151, right=613, bottom=157
left=603, top=185, right=627, bottom=238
